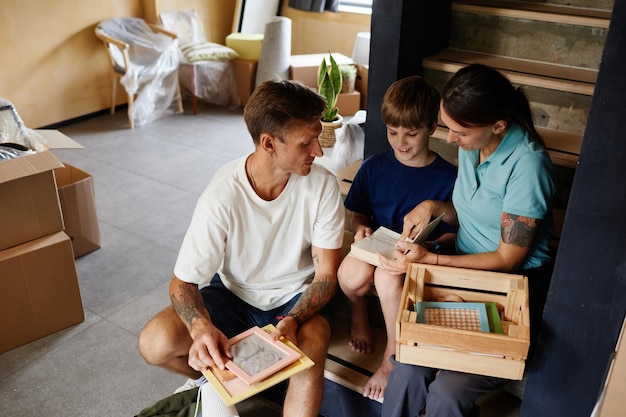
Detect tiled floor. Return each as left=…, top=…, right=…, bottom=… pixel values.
left=0, top=101, right=520, bottom=416
left=0, top=102, right=273, bottom=416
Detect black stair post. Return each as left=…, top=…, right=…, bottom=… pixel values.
left=364, top=0, right=451, bottom=157
left=521, top=1, right=626, bottom=415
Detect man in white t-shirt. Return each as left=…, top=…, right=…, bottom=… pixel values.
left=139, top=80, right=345, bottom=417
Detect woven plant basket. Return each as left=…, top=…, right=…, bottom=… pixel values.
left=319, top=115, right=343, bottom=148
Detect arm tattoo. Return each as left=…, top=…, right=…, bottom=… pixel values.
left=291, top=280, right=336, bottom=322
left=501, top=213, right=540, bottom=248
left=171, top=282, right=201, bottom=327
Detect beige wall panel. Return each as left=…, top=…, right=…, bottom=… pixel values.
left=0, top=0, right=142, bottom=128
left=145, top=0, right=236, bottom=44
left=280, top=5, right=370, bottom=56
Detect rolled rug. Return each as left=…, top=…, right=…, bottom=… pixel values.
left=255, top=17, right=292, bottom=87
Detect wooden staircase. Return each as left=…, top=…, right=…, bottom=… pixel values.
left=321, top=1, right=613, bottom=416
left=425, top=0, right=612, bottom=249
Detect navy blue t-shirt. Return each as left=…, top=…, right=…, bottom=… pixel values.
left=344, top=149, right=457, bottom=238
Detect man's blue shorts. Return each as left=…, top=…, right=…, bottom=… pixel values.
left=199, top=274, right=335, bottom=338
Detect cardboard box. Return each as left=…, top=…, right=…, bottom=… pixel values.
left=232, top=59, right=258, bottom=106
left=355, top=64, right=368, bottom=109
left=289, top=53, right=354, bottom=88
left=396, top=263, right=530, bottom=380
left=0, top=231, right=84, bottom=353
left=54, top=163, right=101, bottom=258
left=337, top=91, right=361, bottom=117
left=337, top=159, right=362, bottom=196
left=0, top=153, right=64, bottom=251
left=0, top=130, right=82, bottom=251
left=226, top=33, right=264, bottom=61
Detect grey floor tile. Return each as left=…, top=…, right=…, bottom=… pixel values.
left=74, top=223, right=178, bottom=318
left=1, top=102, right=285, bottom=416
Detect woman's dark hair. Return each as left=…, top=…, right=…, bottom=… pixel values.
left=442, top=64, right=545, bottom=146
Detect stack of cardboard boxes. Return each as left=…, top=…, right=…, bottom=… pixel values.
left=225, top=41, right=368, bottom=114
left=0, top=130, right=90, bottom=354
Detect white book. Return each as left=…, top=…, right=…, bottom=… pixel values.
left=348, top=213, right=445, bottom=267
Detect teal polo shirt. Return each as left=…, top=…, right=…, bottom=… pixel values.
left=452, top=123, right=556, bottom=269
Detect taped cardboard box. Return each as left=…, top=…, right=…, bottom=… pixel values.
left=337, top=91, right=361, bottom=117
left=289, top=53, right=354, bottom=89
left=396, top=263, right=530, bottom=380
left=232, top=59, right=258, bottom=106
left=54, top=163, right=101, bottom=258
left=0, top=231, right=84, bottom=353
left=0, top=129, right=83, bottom=251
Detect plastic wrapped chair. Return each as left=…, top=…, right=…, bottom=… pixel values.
left=95, top=17, right=183, bottom=128
left=159, top=9, right=240, bottom=113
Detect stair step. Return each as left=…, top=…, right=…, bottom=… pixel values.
left=450, top=0, right=610, bottom=69
left=324, top=309, right=386, bottom=400
left=424, top=49, right=596, bottom=95
left=423, top=50, right=594, bottom=136
left=536, top=0, right=614, bottom=12
left=453, top=0, right=612, bottom=27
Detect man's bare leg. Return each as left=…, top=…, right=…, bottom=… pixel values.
left=139, top=306, right=201, bottom=379
left=283, top=315, right=331, bottom=417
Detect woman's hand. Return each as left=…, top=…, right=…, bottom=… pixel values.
left=400, top=201, right=436, bottom=241
left=377, top=241, right=430, bottom=275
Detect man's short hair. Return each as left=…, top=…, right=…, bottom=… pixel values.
left=244, top=80, right=327, bottom=144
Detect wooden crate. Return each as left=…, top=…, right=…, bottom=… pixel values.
left=396, top=263, right=530, bottom=380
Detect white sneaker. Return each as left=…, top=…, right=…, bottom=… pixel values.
left=174, top=378, right=198, bottom=394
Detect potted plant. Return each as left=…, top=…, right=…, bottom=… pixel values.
left=317, top=52, right=343, bottom=147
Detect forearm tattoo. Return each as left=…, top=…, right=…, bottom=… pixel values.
left=501, top=213, right=540, bottom=248
left=171, top=282, right=201, bottom=327
left=292, top=280, right=336, bottom=322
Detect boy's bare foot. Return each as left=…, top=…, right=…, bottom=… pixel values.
left=349, top=313, right=374, bottom=354
left=362, top=359, right=393, bottom=400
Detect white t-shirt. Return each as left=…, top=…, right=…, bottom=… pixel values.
left=174, top=157, right=345, bottom=310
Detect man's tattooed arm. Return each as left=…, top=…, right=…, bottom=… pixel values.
left=287, top=247, right=340, bottom=323
left=169, top=277, right=206, bottom=329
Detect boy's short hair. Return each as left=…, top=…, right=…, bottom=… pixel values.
left=244, top=80, right=326, bottom=144
left=381, top=75, right=440, bottom=130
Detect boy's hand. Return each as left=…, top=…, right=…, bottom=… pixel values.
left=354, top=226, right=373, bottom=241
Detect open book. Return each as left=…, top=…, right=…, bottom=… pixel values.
left=202, top=324, right=314, bottom=406
left=348, top=213, right=445, bottom=267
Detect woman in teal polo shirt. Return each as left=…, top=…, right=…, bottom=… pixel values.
left=379, top=64, right=556, bottom=417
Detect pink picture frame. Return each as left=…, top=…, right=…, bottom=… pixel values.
left=225, top=326, right=301, bottom=385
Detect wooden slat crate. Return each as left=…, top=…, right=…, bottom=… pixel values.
left=396, top=263, right=530, bottom=380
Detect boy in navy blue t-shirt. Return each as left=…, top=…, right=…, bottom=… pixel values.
left=338, top=76, right=457, bottom=400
